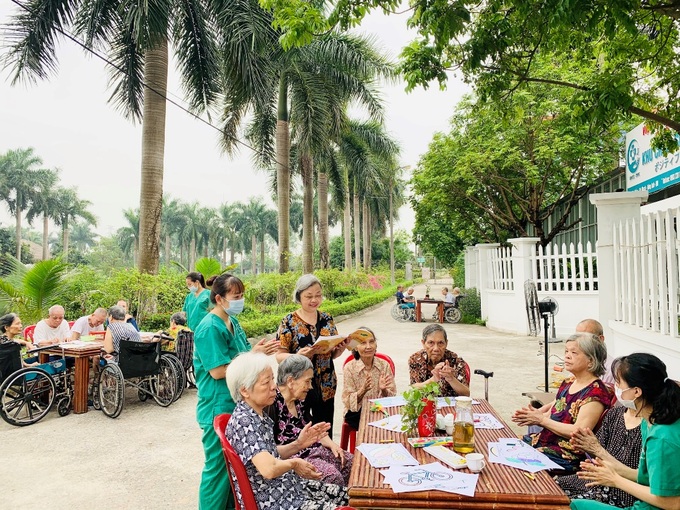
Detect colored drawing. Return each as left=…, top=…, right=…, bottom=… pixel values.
left=355, top=442, right=419, bottom=468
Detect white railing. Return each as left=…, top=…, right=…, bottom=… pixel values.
left=488, top=245, right=514, bottom=290
left=531, top=242, right=598, bottom=292
left=613, top=208, right=680, bottom=337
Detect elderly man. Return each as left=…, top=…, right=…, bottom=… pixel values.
left=33, top=305, right=70, bottom=346
left=575, top=318, right=614, bottom=386
left=70, top=308, right=107, bottom=341
left=116, top=299, right=139, bottom=331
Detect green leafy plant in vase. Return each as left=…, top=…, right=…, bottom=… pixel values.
left=401, top=381, right=440, bottom=436
left=424, top=285, right=431, bottom=299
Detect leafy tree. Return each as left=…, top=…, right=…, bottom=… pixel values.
left=412, top=88, right=627, bottom=257
left=26, top=168, right=62, bottom=260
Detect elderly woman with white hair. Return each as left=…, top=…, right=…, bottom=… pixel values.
left=226, top=352, right=349, bottom=510
left=275, top=274, right=347, bottom=436
left=266, top=354, right=353, bottom=486
left=512, top=332, right=613, bottom=473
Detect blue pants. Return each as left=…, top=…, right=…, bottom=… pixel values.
left=198, top=424, right=234, bottom=510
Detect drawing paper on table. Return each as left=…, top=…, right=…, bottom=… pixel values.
left=369, top=395, right=406, bottom=408
left=435, top=397, right=480, bottom=408
left=487, top=438, right=561, bottom=472
left=408, top=436, right=454, bottom=448
left=355, top=443, right=419, bottom=468
left=381, top=462, right=478, bottom=496
left=473, top=413, right=505, bottom=429
left=368, top=413, right=404, bottom=432
left=423, top=445, right=467, bottom=469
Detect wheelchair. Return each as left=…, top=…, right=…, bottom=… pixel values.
left=391, top=302, right=415, bottom=322
left=0, top=342, right=74, bottom=427
left=443, top=296, right=464, bottom=324
left=155, top=330, right=195, bottom=402
left=92, top=339, right=179, bottom=418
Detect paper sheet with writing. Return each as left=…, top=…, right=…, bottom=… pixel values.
left=369, top=395, right=479, bottom=409
left=368, top=413, right=404, bottom=432
left=355, top=443, right=419, bottom=468
left=57, top=341, right=90, bottom=348
left=473, top=413, right=505, bottom=429
left=381, top=462, right=478, bottom=496
left=488, top=438, right=562, bottom=473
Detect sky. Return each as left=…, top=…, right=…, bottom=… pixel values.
left=0, top=2, right=470, bottom=241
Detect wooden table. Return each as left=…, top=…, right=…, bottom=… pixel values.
left=39, top=341, right=104, bottom=414
left=416, top=299, right=445, bottom=323
left=348, top=400, right=570, bottom=510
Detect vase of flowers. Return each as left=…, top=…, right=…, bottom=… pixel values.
left=401, top=381, right=440, bottom=437
left=424, top=285, right=431, bottom=299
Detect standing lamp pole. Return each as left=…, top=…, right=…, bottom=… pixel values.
left=389, top=175, right=395, bottom=285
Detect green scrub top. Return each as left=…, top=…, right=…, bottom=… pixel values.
left=183, top=289, right=211, bottom=331
left=193, top=313, right=250, bottom=427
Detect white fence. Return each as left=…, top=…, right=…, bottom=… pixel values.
left=489, top=245, right=514, bottom=291
left=612, top=208, right=680, bottom=337
left=532, top=242, right=597, bottom=292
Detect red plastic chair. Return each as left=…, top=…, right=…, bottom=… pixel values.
left=213, top=414, right=258, bottom=510
left=68, top=320, right=75, bottom=328
left=23, top=325, right=36, bottom=341
left=340, top=353, right=396, bottom=453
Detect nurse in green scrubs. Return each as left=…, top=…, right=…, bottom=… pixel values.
left=194, top=273, right=279, bottom=510
left=572, top=353, right=680, bottom=510
left=183, top=272, right=211, bottom=331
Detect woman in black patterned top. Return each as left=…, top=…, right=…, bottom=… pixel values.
left=557, top=406, right=642, bottom=507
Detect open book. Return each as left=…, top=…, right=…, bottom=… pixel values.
left=313, top=329, right=374, bottom=354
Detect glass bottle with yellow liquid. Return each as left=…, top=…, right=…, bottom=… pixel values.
left=453, top=396, right=475, bottom=453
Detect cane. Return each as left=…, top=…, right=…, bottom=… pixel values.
left=474, top=369, right=494, bottom=402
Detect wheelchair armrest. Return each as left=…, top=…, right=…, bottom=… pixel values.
left=474, top=369, right=494, bottom=378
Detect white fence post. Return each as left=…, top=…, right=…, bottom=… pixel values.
left=509, top=237, right=541, bottom=335
left=475, top=243, right=500, bottom=321
left=465, top=246, right=477, bottom=289
left=590, top=191, right=648, bottom=340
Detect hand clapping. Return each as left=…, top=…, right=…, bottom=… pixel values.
left=292, top=459, right=322, bottom=480
left=577, top=457, right=619, bottom=488
left=298, top=421, right=330, bottom=449
left=511, top=406, right=545, bottom=427
left=253, top=337, right=280, bottom=356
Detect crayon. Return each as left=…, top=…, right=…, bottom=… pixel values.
left=379, top=439, right=395, bottom=443
left=523, top=472, right=535, bottom=481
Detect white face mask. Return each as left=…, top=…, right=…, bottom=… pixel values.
left=615, top=385, right=637, bottom=410
left=188, top=285, right=197, bottom=294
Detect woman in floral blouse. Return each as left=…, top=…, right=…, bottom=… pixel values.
left=266, top=355, right=352, bottom=486
left=512, top=332, right=613, bottom=473
left=276, top=274, right=348, bottom=435
left=226, top=352, right=348, bottom=510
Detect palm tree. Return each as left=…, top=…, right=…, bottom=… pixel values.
left=218, top=203, right=239, bottom=266
left=25, top=169, right=62, bottom=261
left=235, top=198, right=268, bottom=275
left=0, top=148, right=46, bottom=259
left=5, top=1, right=254, bottom=274
left=117, top=209, right=140, bottom=265
left=54, top=188, right=97, bottom=263
left=161, top=196, right=184, bottom=266
left=70, top=221, right=99, bottom=253
left=179, top=203, right=201, bottom=271
left=259, top=209, right=278, bottom=273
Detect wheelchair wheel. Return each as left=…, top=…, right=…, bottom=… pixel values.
left=138, top=380, right=150, bottom=401
left=162, top=354, right=185, bottom=401
left=186, top=365, right=196, bottom=388
left=0, top=367, right=56, bottom=426
left=98, top=364, right=124, bottom=418
left=151, top=356, right=178, bottom=407
left=445, top=307, right=462, bottom=324
left=391, top=304, right=411, bottom=323
left=390, top=304, right=403, bottom=321
left=57, top=396, right=71, bottom=417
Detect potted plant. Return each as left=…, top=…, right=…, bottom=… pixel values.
left=424, top=285, right=431, bottom=299
left=401, top=381, right=440, bottom=436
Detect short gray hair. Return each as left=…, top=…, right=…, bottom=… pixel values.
left=108, top=305, right=126, bottom=321
left=48, top=305, right=65, bottom=316
left=226, top=352, right=271, bottom=402
left=93, top=307, right=108, bottom=318
left=293, top=274, right=322, bottom=304
left=566, top=332, right=607, bottom=377
left=422, top=323, right=447, bottom=343
left=277, top=354, right=313, bottom=385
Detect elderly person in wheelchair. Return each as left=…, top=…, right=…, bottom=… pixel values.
left=103, top=305, right=142, bottom=361
left=226, top=351, right=349, bottom=510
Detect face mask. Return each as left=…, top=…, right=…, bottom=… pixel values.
left=615, top=386, right=637, bottom=410
left=223, top=298, right=245, bottom=316
left=188, top=285, right=197, bottom=294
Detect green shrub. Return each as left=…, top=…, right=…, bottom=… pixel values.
left=459, top=287, right=481, bottom=323
left=451, top=252, right=465, bottom=288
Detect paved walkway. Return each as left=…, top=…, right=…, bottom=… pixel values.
left=1, top=281, right=562, bottom=509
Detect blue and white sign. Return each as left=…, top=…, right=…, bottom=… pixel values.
left=626, top=123, right=680, bottom=194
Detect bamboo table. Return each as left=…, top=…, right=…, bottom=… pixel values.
left=416, top=299, right=445, bottom=323
left=348, top=399, right=571, bottom=510
left=39, top=341, right=104, bottom=414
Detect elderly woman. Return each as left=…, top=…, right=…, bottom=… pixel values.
left=103, top=305, right=142, bottom=359
left=571, top=353, right=680, bottom=510
left=556, top=404, right=642, bottom=507
left=512, top=333, right=613, bottom=473
left=0, top=313, right=35, bottom=380
left=226, top=352, right=349, bottom=510
left=342, top=327, right=397, bottom=430
left=276, top=274, right=347, bottom=435
left=408, top=324, right=470, bottom=397
left=266, top=354, right=353, bottom=486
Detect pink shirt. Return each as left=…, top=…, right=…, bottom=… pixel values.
left=342, top=357, right=397, bottom=414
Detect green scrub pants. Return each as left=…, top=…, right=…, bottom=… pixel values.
left=198, top=424, right=234, bottom=510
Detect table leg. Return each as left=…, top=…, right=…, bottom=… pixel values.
left=72, top=356, right=90, bottom=414
left=416, top=302, right=422, bottom=322
left=438, top=303, right=444, bottom=323
left=39, top=352, right=49, bottom=363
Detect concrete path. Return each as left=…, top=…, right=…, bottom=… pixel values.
left=1, top=280, right=562, bottom=510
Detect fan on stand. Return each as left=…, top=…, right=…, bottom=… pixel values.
left=524, top=280, right=541, bottom=337
left=540, top=297, right=560, bottom=342
left=525, top=280, right=559, bottom=392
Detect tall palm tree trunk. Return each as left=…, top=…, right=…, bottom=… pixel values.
left=353, top=189, right=361, bottom=271
left=14, top=197, right=22, bottom=260
left=343, top=196, right=352, bottom=272
left=260, top=236, right=266, bottom=273
left=165, top=234, right=171, bottom=265
left=42, top=214, right=49, bottom=260
left=229, top=235, right=236, bottom=266
left=137, top=40, right=168, bottom=275
left=301, top=154, right=314, bottom=273
left=276, top=78, right=291, bottom=273
left=366, top=207, right=372, bottom=271
left=318, top=171, right=330, bottom=269
left=62, top=221, right=70, bottom=263
left=190, top=237, right=196, bottom=270
left=251, top=235, right=257, bottom=275
left=363, top=200, right=370, bottom=269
